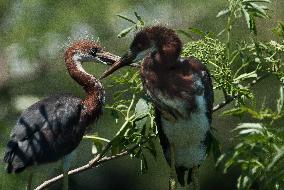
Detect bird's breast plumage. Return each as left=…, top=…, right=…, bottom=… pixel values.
left=148, top=79, right=210, bottom=168
left=160, top=94, right=210, bottom=168
left=141, top=56, right=213, bottom=168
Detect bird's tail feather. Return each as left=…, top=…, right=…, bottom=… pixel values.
left=3, top=140, right=27, bottom=173
left=3, top=140, right=18, bottom=173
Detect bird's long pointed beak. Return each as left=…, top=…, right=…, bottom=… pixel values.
left=99, top=51, right=135, bottom=80
left=95, top=51, right=120, bottom=66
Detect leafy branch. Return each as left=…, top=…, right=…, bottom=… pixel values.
left=117, top=12, right=145, bottom=38
left=216, top=87, right=284, bottom=190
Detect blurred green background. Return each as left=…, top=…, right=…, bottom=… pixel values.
left=0, top=0, right=283, bottom=190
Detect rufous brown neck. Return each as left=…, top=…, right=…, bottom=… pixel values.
left=64, top=53, right=104, bottom=117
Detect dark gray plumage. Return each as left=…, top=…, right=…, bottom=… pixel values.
left=4, top=94, right=84, bottom=173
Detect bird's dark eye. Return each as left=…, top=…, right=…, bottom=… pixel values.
left=90, top=48, right=98, bottom=56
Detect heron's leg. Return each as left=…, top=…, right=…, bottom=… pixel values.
left=191, top=166, right=199, bottom=190
left=62, top=151, right=77, bottom=190
left=26, top=172, right=33, bottom=190
left=184, top=170, right=190, bottom=190
left=169, top=144, right=178, bottom=190
left=62, top=156, right=70, bottom=190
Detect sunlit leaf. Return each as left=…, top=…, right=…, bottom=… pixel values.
left=175, top=29, right=193, bottom=39
left=116, top=14, right=136, bottom=24
left=267, top=147, right=284, bottom=171
left=216, top=9, right=230, bottom=18
left=277, top=86, right=284, bottom=114
left=134, top=12, right=145, bottom=26
left=117, top=26, right=134, bottom=38
left=140, top=153, right=148, bottom=174
left=188, top=27, right=206, bottom=37
left=272, top=22, right=284, bottom=38
left=249, top=3, right=269, bottom=18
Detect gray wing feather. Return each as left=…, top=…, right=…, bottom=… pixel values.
left=4, top=94, right=83, bottom=173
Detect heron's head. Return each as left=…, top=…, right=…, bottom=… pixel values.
left=64, top=40, right=119, bottom=66
left=99, top=25, right=181, bottom=79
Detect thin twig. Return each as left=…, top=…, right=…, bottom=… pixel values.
left=34, top=136, right=154, bottom=190
left=213, top=74, right=268, bottom=112
left=213, top=95, right=235, bottom=112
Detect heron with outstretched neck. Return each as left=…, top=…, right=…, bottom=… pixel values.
left=3, top=40, right=118, bottom=190
left=100, top=26, right=214, bottom=189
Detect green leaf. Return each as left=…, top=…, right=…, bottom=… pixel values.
left=188, top=27, right=206, bottom=37
left=216, top=9, right=230, bottom=18
left=175, top=29, right=193, bottom=39
left=248, top=3, right=269, bottom=18
left=135, top=98, right=150, bottom=117
left=237, top=175, right=251, bottom=189
left=140, top=153, right=148, bottom=174
left=216, top=154, right=226, bottom=167
left=277, top=86, right=284, bottom=114
left=238, top=128, right=264, bottom=135
left=83, top=135, right=110, bottom=143
left=134, top=99, right=149, bottom=128
left=233, top=71, right=257, bottom=83
left=134, top=12, right=145, bottom=26
left=117, top=26, right=134, bottom=38
left=223, top=107, right=247, bottom=116
left=242, top=8, right=256, bottom=34
left=217, top=29, right=226, bottom=36
left=92, top=141, right=103, bottom=154
left=272, top=22, right=284, bottom=38
left=116, top=14, right=136, bottom=24
left=91, top=144, right=97, bottom=154
left=223, top=154, right=236, bottom=173
left=223, top=106, right=270, bottom=120
left=234, top=123, right=263, bottom=131
left=267, top=147, right=284, bottom=171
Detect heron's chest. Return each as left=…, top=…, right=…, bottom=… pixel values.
left=158, top=94, right=210, bottom=144
left=156, top=92, right=210, bottom=167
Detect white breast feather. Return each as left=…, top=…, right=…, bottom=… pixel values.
left=154, top=78, right=209, bottom=168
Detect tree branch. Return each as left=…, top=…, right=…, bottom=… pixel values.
left=34, top=136, right=154, bottom=190
left=213, top=74, right=268, bottom=112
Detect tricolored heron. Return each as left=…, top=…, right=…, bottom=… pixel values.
left=3, top=40, right=118, bottom=189
left=100, top=26, right=214, bottom=189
